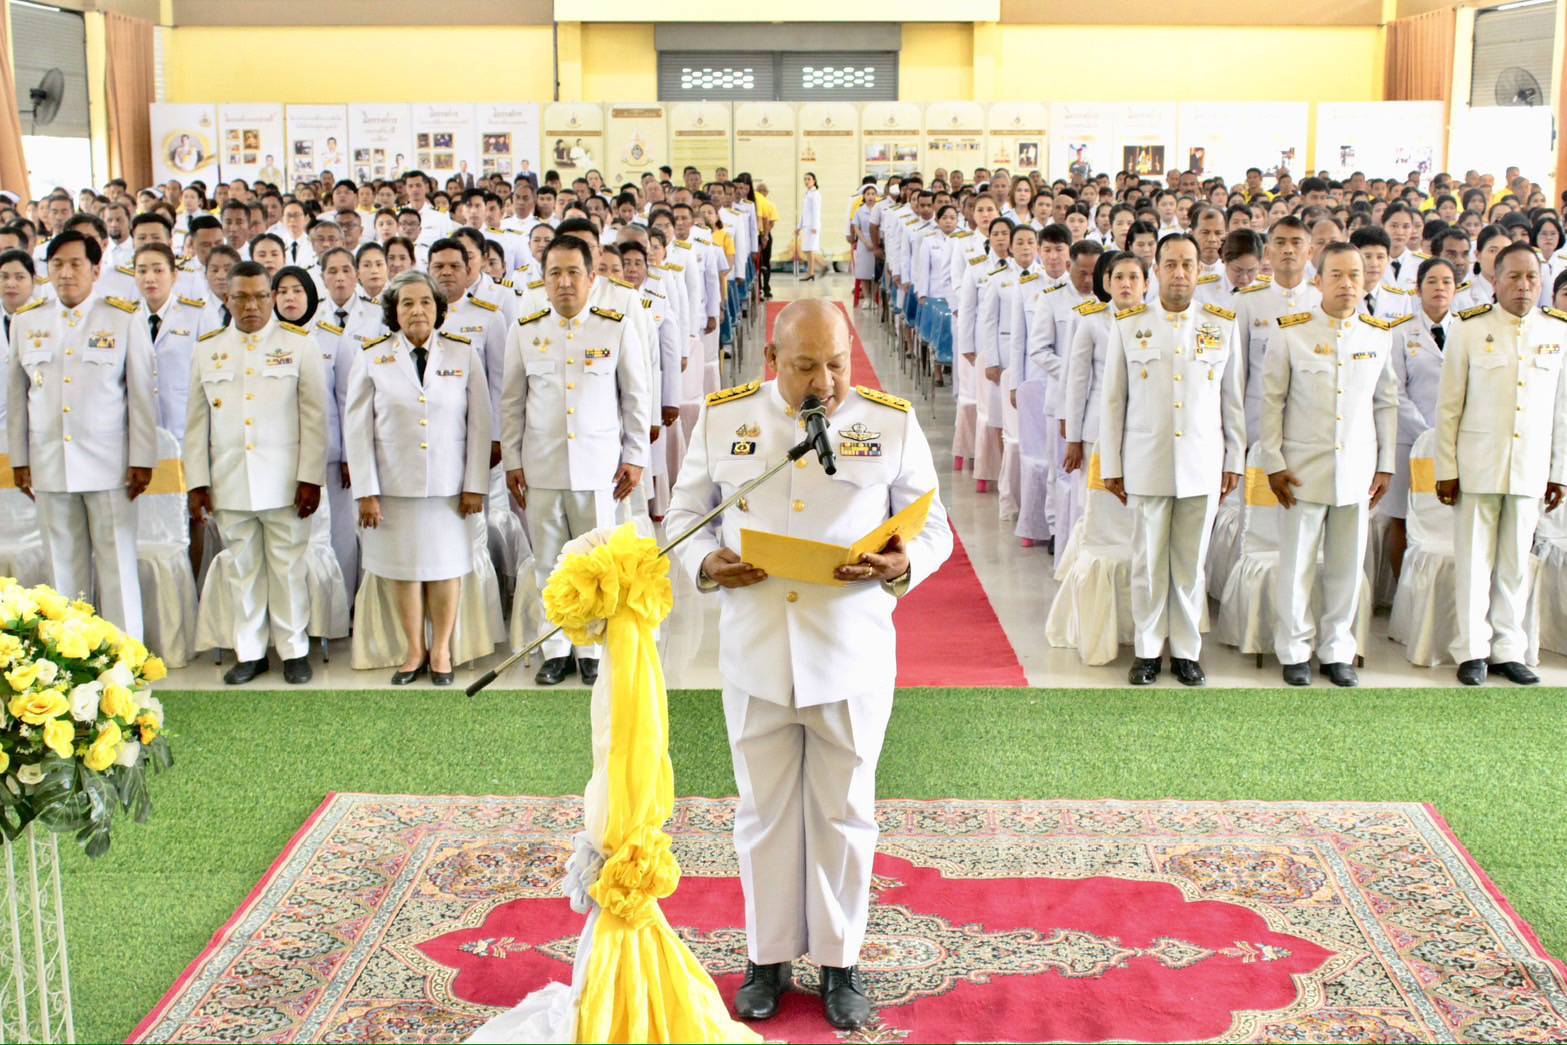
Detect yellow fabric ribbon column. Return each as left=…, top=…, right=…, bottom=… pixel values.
left=542, top=524, right=760, bottom=1045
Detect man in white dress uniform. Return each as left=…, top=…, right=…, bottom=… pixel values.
left=665, top=300, right=952, bottom=1032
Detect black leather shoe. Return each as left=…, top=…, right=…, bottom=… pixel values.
left=1281, top=662, right=1312, bottom=686
left=391, top=659, right=428, bottom=685
left=282, top=656, right=313, bottom=684
left=1321, top=662, right=1358, bottom=687
left=430, top=666, right=455, bottom=686
left=821, top=965, right=871, bottom=1031
left=535, top=656, right=576, bottom=686
left=578, top=657, right=599, bottom=685
left=1171, top=658, right=1207, bottom=686
left=1456, top=659, right=1488, bottom=686
left=223, top=657, right=269, bottom=685
left=733, top=961, right=790, bottom=1020
left=1128, top=656, right=1161, bottom=685
left=1492, top=661, right=1539, bottom=685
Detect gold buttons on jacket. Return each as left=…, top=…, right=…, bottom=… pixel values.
left=567, top=408, right=575, bottom=415
left=567, top=433, right=576, bottom=440
left=796, top=458, right=807, bottom=469
left=419, top=395, right=427, bottom=404
left=737, top=498, right=749, bottom=512
left=420, top=442, right=428, bottom=449
left=786, top=591, right=799, bottom=603
left=419, top=418, right=428, bottom=425
left=792, top=500, right=805, bottom=512
left=61, top=406, right=70, bottom=413
left=567, top=382, right=575, bottom=391
left=245, top=393, right=254, bottom=401
left=566, top=358, right=575, bottom=365
left=63, top=435, right=71, bottom=442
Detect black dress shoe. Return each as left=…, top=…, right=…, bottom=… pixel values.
left=535, top=655, right=576, bottom=686
left=1281, top=662, right=1313, bottom=686
left=1456, top=659, right=1488, bottom=686
left=430, top=665, right=455, bottom=686
left=1171, top=658, right=1207, bottom=686
left=223, top=657, right=269, bottom=685
left=1128, top=656, right=1161, bottom=686
left=391, top=659, right=428, bottom=685
left=1321, top=662, right=1358, bottom=687
left=733, top=961, right=790, bottom=1020
left=1492, top=661, right=1539, bottom=685
left=282, top=656, right=313, bottom=684
left=578, top=657, right=599, bottom=685
left=821, top=965, right=871, bottom=1031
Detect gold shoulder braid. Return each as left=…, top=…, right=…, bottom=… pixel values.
left=855, top=386, right=911, bottom=412
left=706, top=380, right=760, bottom=406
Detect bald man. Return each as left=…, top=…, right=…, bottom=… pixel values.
left=666, top=300, right=953, bottom=1032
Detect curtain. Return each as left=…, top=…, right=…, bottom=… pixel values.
left=0, top=9, right=29, bottom=195
left=1384, top=8, right=1456, bottom=104
left=104, top=12, right=154, bottom=190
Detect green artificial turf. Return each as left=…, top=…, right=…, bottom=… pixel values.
left=57, top=685, right=1567, bottom=1043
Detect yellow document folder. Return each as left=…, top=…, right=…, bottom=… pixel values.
left=740, top=489, right=936, bottom=586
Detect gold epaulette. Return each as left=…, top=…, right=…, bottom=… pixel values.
left=1276, top=312, right=1312, bottom=328
left=361, top=334, right=390, bottom=350
left=1456, top=280, right=1472, bottom=291
left=589, top=306, right=623, bottom=322
left=1074, top=299, right=1108, bottom=316
left=1042, top=282, right=1066, bottom=293
left=660, top=263, right=683, bottom=273
left=856, top=386, right=911, bottom=412
left=279, top=321, right=308, bottom=335
left=500, top=278, right=513, bottom=288
left=1414, top=250, right=1432, bottom=260
left=641, top=298, right=653, bottom=308
left=1543, top=306, right=1567, bottom=323
left=1257, top=274, right=1273, bottom=283
left=1380, top=284, right=1409, bottom=295
left=439, top=330, right=471, bottom=344
left=674, top=240, right=692, bottom=249
left=1387, top=313, right=1415, bottom=328
left=177, top=295, right=206, bottom=309
left=1202, top=303, right=1235, bottom=321
left=518, top=309, right=550, bottom=326
left=13, top=298, right=46, bottom=316
left=115, top=264, right=134, bottom=276
left=1019, top=272, right=1039, bottom=284
left=1196, top=273, right=1219, bottom=284
left=105, top=296, right=139, bottom=314
left=607, top=276, right=635, bottom=290
left=706, top=380, right=759, bottom=406
left=1458, top=304, right=1492, bottom=321
left=198, top=327, right=224, bottom=342
left=467, top=296, right=499, bottom=312
left=1359, top=313, right=1392, bottom=330
left=1115, top=304, right=1147, bottom=320
left=1238, top=282, right=1269, bottom=294
left=315, top=320, right=344, bottom=335
left=988, top=262, right=1007, bottom=275
left=952, top=230, right=972, bottom=239
left=968, top=254, right=988, bottom=265
left=527, top=279, right=545, bottom=289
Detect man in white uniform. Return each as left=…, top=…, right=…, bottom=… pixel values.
left=665, top=300, right=952, bottom=1032
left=185, top=261, right=328, bottom=684
left=500, top=235, right=650, bottom=686
left=1101, top=234, right=1245, bottom=686
left=1435, top=242, right=1567, bottom=685
left=8, top=231, right=156, bottom=640
left=1259, top=242, right=1400, bottom=687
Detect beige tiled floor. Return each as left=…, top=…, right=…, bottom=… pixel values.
left=163, top=275, right=1567, bottom=692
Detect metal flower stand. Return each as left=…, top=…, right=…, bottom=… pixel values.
left=1, top=824, right=75, bottom=1043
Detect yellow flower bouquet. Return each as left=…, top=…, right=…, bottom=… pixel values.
left=0, top=578, right=173, bottom=857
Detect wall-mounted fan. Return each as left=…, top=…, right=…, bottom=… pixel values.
left=1495, top=66, right=1542, bottom=106
left=26, top=67, right=65, bottom=130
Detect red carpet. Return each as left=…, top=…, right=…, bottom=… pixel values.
left=133, top=794, right=1567, bottom=1044
left=765, top=300, right=1027, bottom=688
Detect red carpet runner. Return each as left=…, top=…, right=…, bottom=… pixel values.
left=763, top=300, right=1027, bottom=687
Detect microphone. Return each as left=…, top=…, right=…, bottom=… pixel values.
left=799, top=395, right=836, bottom=475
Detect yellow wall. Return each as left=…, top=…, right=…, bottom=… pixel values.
left=900, top=23, right=974, bottom=100
left=581, top=23, right=657, bottom=101
left=163, top=26, right=555, bottom=102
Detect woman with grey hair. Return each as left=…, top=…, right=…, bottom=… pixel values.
left=345, top=270, right=492, bottom=685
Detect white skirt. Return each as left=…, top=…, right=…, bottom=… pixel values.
left=361, top=494, right=473, bottom=581
left=799, top=228, right=821, bottom=252
left=852, top=241, right=877, bottom=279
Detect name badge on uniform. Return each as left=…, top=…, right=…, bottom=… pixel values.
left=374, top=354, right=397, bottom=365
left=265, top=350, right=294, bottom=366
left=730, top=440, right=756, bottom=456
left=1539, top=344, right=1561, bottom=355
left=838, top=422, right=882, bottom=458
left=1196, top=324, right=1220, bottom=352
left=461, top=325, right=484, bottom=335
left=585, top=347, right=610, bottom=359
left=436, top=368, right=464, bottom=378
left=1351, top=351, right=1376, bottom=361
left=87, top=331, right=116, bottom=350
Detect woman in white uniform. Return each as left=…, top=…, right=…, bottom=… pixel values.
left=798, top=172, right=824, bottom=281
left=1385, top=256, right=1457, bottom=577
left=850, top=184, right=880, bottom=308
left=346, top=271, right=492, bottom=686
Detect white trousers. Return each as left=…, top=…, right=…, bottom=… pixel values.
left=1274, top=500, right=1367, bottom=665
left=702, top=327, right=721, bottom=395
left=1129, top=492, right=1217, bottom=660
left=1452, top=492, right=1539, bottom=663
left=722, top=687, right=890, bottom=968
left=214, top=506, right=311, bottom=662
left=526, top=488, right=619, bottom=659
left=36, top=489, right=142, bottom=641
left=326, top=464, right=360, bottom=596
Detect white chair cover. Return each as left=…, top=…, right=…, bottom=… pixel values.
left=1014, top=379, right=1051, bottom=542
left=1363, top=501, right=1399, bottom=611
left=486, top=468, right=529, bottom=604
left=1044, top=459, right=1135, bottom=665
left=350, top=513, right=501, bottom=669
left=0, top=488, right=50, bottom=586
left=1388, top=430, right=1456, bottom=665
left=1534, top=506, right=1567, bottom=655
left=1204, top=494, right=1244, bottom=596
left=136, top=429, right=198, bottom=668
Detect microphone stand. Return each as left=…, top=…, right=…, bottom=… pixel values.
left=466, top=434, right=820, bottom=696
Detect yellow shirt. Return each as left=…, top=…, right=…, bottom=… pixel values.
left=715, top=228, right=736, bottom=266
left=754, top=194, right=779, bottom=223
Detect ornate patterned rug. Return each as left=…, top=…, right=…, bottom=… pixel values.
left=131, top=794, right=1567, bottom=1044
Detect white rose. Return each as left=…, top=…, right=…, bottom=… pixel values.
left=138, top=695, right=164, bottom=728
left=114, top=741, right=141, bottom=768
left=34, top=659, right=58, bottom=685
left=69, top=682, right=102, bottom=723
left=98, top=663, right=133, bottom=689
left=16, top=764, right=43, bottom=786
